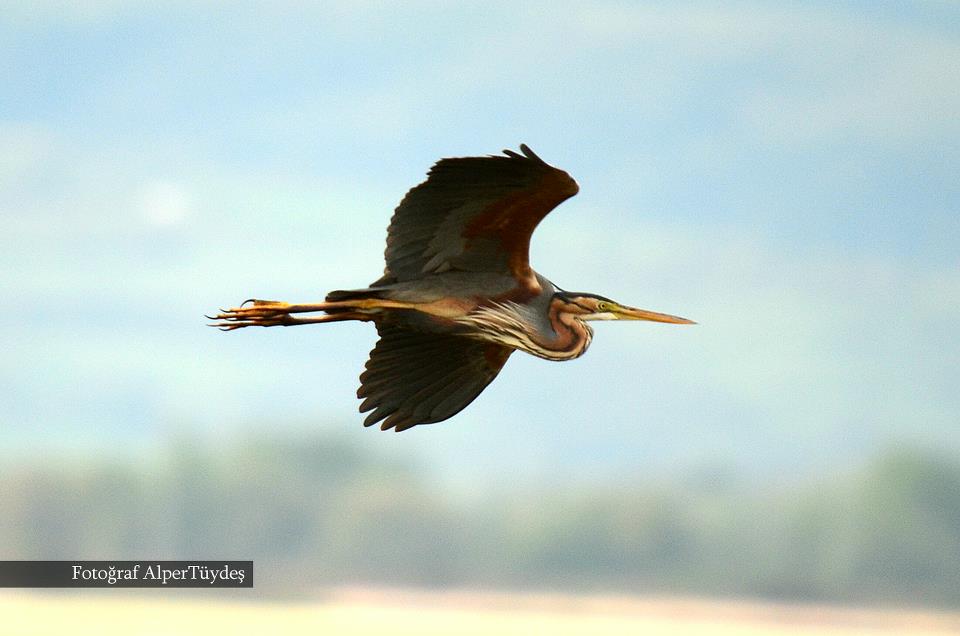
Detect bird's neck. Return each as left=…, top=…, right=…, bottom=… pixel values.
left=455, top=299, right=592, bottom=361
left=536, top=299, right=593, bottom=360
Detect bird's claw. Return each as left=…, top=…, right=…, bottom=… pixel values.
left=206, top=299, right=291, bottom=330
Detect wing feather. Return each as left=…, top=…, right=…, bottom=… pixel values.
left=376, top=144, right=578, bottom=292
left=358, top=323, right=513, bottom=431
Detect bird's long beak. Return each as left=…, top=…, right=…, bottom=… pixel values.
left=616, top=305, right=696, bottom=324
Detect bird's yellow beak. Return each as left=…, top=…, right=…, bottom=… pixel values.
left=615, top=304, right=696, bottom=324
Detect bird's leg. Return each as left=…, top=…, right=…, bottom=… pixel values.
left=207, top=299, right=372, bottom=330
left=208, top=296, right=430, bottom=330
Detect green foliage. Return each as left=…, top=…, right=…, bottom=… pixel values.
left=1, top=436, right=959, bottom=607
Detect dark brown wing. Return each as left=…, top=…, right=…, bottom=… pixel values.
left=376, top=144, right=579, bottom=293
left=357, top=324, right=513, bottom=432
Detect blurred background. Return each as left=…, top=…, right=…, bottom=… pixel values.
left=2, top=1, right=959, bottom=632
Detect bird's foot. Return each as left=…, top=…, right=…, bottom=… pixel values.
left=207, top=299, right=372, bottom=330
left=207, top=299, right=293, bottom=330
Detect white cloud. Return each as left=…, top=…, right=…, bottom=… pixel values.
left=0, top=0, right=142, bottom=28
left=0, top=122, right=55, bottom=190
left=137, top=180, right=193, bottom=228
left=741, top=36, right=960, bottom=144
left=574, top=4, right=960, bottom=144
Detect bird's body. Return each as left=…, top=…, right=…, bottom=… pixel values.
left=211, top=145, right=693, bottom=431
left=329, top=271, right=591, bottom=360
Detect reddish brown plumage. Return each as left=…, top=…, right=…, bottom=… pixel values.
left=374, top=144, right=578, bottom=292
left=482, top=342, right=513, bottom=372
left=462, top=165, right=579, bottom=293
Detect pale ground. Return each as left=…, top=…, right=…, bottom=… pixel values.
left=3, top=587, right=960, bottom=636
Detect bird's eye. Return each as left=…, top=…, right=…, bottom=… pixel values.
left=596, top=302, right=608, bottom=312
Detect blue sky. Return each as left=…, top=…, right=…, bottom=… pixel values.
left=2, top=2, right=958, bottom=490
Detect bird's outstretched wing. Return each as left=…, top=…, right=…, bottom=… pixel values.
left=377, top=144, right=579, bottom=293
left=358, top=323, right=513, bottom=431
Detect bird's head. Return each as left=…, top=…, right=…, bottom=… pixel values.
left=556, top=292, right=695, bottom=324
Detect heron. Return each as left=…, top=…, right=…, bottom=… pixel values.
left=210, top=145, right=694, bottom=431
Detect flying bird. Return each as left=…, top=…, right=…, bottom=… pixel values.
left=210, top=145, right=694, bottom=431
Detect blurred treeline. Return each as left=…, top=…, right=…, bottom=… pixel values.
left=2, top=432, right=959, bottom=608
